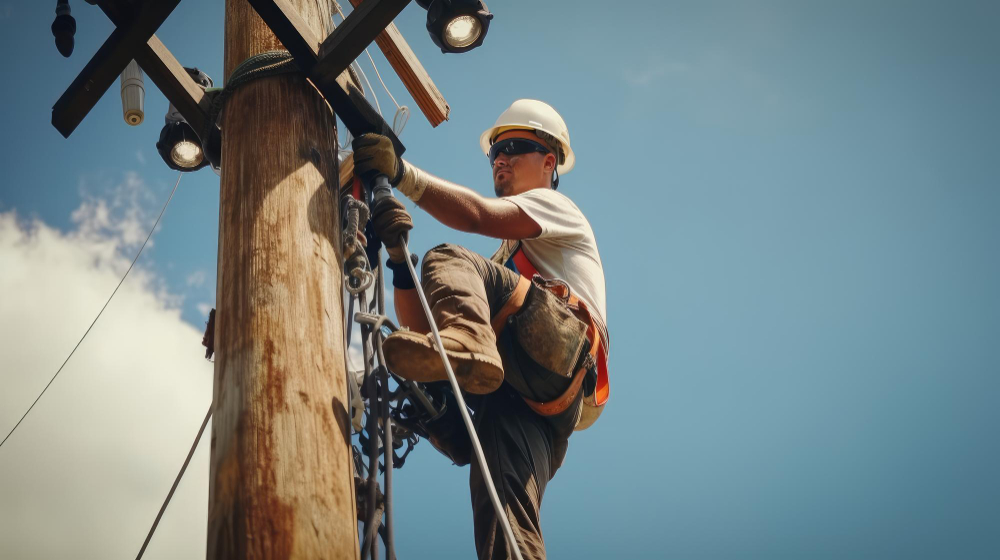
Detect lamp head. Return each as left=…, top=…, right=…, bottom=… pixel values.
left=155, top=67, right=218, bottom=173
left=422, top=0, right=492, bottom=54
left=156, top=117, right=208, bottom=172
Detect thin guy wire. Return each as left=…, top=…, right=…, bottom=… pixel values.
left=0, top=173, right=183, bottom=450
left=135, top=406, right=212, bottom=560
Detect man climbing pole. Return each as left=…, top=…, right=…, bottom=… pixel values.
left=353, top=99, right=610, bottom=560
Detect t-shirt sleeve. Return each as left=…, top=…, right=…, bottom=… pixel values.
left=505, top=189, right=586, bottom=241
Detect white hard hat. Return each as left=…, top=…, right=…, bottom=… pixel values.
left=480, top=99, right=575, bottom=175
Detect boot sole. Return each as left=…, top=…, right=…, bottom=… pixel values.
left=383, top=334, right=503, bottom=395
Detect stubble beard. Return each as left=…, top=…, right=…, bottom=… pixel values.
left=494, top=175, right=513, bottom=197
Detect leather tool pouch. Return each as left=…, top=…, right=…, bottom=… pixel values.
left=509, top=283, right=589, bottom=379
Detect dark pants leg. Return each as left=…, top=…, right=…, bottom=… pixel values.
left=421, top=244, right=583, bottom=560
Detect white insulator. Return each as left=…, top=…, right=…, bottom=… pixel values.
left=120, top=60, right=145, bottom=126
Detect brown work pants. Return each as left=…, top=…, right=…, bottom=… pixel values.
left=420, top=243, right=583, bottom=560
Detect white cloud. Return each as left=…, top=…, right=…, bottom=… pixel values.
left=0, top=193, right=212, bottom=559
left=135, top=149, right=147, bottom=165
left=186, top=270, right=207, bottom=287
left=624, top=59, right=687, bottom=87
left=196, top=302, right=213, bottom=317
left=73, top=171, right=157, bottom=251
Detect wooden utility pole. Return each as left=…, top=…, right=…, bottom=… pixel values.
left=208, top=0, right=357, bottom=558
left=52, top=2, right=448, bottom=557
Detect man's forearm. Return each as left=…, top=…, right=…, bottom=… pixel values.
left=401, top=161, right=488, bottom=233
left=398, top=161, right=542, bottom=240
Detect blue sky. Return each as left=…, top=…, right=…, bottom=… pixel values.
left=1, top=1, right=999, bottom=558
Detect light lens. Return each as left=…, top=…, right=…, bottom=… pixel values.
left=443, top=15, right=481, bottom=48
left=171, top=141, right=204, bottom=168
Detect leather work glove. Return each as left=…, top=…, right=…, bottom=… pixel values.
left=351, top=133, right=404, bottom=185
left=371, top=196, right=412, bottom=263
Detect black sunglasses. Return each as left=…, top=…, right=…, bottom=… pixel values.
left=488, top=138, right=551, bottom=167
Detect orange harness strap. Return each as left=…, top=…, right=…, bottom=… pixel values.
left=491, top=276, right=531, bottom=335
left=502, top=248, right=610, bottom=415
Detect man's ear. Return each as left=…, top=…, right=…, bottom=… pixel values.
left=543, top=152, right=557, bottom=173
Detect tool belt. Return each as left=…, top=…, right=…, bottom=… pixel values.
left=492, top=275, right=605, bottom=430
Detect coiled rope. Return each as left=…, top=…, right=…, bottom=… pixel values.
left=201, top=50, right=300, bottom=148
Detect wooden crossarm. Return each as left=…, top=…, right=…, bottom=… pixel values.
left=247, top=0, right=407, bottom=154
left=131, top=36, right=212, bottom=139
left=347, top=0, right=449, bottom=127
left=339, top=152, right=355, bottom=189
left=95, top=2, right=211, bottom=139
left=314, top=0, right=410, bottom=83
left=51, top=0, right=181, bottom=138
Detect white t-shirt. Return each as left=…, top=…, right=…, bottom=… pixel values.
left=494, top=188, right=609, bottom=346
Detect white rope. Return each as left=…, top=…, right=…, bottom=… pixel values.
left=392, top=106, right=410, bottom=137
left=365, top=49, right=400, bottom=110
left=362, top=39, right=409, bottom=136
left=399, top=238, right=526, bottom=560
left=334, top=5, right=409, bottom=137
left=355, top=59, right=383, bottom=117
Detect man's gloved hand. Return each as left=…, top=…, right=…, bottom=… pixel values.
left=352, top=133, right=404, bottom=185
left=371, top=196, right=412, bottom=263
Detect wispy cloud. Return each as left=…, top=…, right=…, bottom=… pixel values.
left=135, top=149, right=146, bottom=165
left=196, top=302, right=213, bottom=317
left=186, top=270, right=207, bottom=287
left=0, top=196, right=211, bottom=558
left=73, top=171, right=158, bottom=251
left=624, top=59, right=687, bottom=87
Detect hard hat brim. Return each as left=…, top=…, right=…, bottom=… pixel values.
left=480, top=126, right=575, bottom=175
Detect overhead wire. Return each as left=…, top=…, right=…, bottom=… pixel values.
left=356, top=58, right=383, bottom=117
left=135, top=405, right=212, bottom=560
left=0, top=172, right=184, bottom=451
left=333, top=6, right=410, bottom=141
left=363, top=50, right=410, bottom=136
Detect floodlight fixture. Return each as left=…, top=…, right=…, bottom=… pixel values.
left=156, top=67, right=218, bottom=173
left=416, top=0, right=493, bottom=54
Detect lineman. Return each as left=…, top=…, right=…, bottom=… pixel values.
left=354, top=99, right=609, bottom=560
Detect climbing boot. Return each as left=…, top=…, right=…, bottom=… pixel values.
left=382, top=328, right=504, bottom=394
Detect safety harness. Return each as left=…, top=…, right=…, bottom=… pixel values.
left=492, top=242, right=610, bottom=430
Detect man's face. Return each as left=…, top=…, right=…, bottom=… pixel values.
left=491, top=130, right=557, bottom=197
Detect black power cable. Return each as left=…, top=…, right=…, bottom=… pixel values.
left=135, top=406, right=212, bottom=560
left=0, top=173, right=183, bottom=450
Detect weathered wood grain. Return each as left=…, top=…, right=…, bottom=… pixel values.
left=207, top=1, right=358, bottom=558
